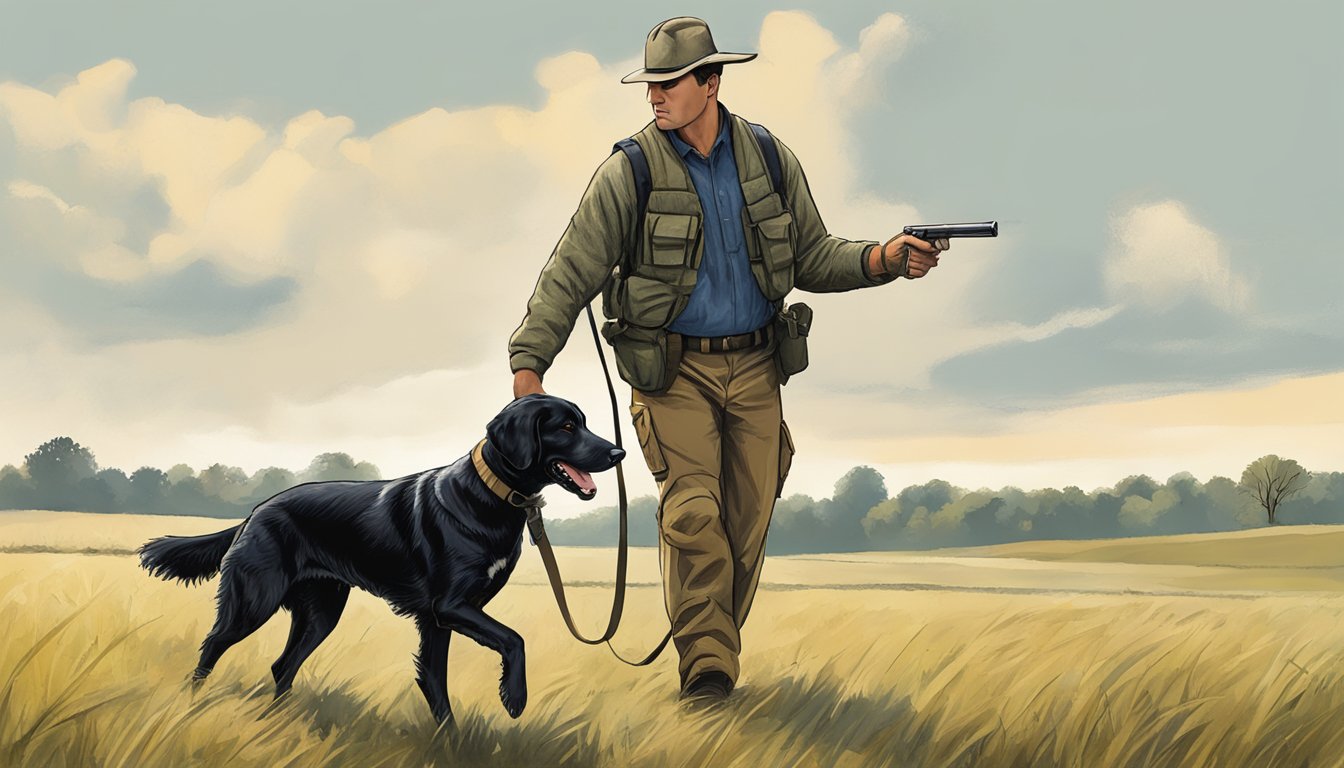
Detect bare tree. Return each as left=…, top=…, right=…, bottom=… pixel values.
left=1239, top=455, right=1308, bottom=524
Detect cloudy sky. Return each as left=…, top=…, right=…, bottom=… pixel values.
left=1, top=1, right=1340, bottom=518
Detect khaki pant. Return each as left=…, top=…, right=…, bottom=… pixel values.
left=630, top=344, right=794, bottom=686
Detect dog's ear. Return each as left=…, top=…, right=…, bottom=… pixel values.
left=486, top=398, right=544, bottom=472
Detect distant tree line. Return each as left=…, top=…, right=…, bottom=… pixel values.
left=2, top=438, right=1339, bottom=551
left=547, top=456, right=1344, bottom=553
left=0, top=436, right=379, bottom=519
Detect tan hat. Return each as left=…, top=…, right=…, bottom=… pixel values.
left=621, top=17, right=757, bottom=84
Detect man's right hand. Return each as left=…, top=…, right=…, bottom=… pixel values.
left=884, top=234, right=946, bottom=279
left=513, top=369, right=546, bottom=399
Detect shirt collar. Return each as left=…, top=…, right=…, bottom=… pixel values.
left=666, top=103, right=732, bottom=160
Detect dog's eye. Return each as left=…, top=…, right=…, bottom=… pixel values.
left=561, top=422, right=575, bottom=433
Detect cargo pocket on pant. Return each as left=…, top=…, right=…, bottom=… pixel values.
left=776, top=420, right=795, bottom=498
left=631, top=403, right=669, bottom=482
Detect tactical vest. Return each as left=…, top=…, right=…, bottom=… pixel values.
left=599, top=114, right=798, bottom=392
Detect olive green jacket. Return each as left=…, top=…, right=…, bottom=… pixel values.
left=508, top=112, right=887, bottom=379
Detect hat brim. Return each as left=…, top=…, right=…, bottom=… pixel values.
left=620, top=52, right=757, bottom=84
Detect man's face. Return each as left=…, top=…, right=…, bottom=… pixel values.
left=646, top=73, right=716, bottom=132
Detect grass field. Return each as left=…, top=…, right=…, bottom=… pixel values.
left=3, top=511, right=1344, bottom=767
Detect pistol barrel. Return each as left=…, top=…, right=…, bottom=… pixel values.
left=902, top=221, right=999, bottom=240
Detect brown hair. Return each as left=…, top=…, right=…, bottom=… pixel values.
left=692, top=63, right=724, bottom=86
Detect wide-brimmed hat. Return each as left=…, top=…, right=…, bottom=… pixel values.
left=621, top=17, right=756, bottom=84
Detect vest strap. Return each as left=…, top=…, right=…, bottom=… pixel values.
left=748, top=122, right=784, bottom=200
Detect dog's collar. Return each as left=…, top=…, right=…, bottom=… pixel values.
left=472, top=439, right=544, bottom=509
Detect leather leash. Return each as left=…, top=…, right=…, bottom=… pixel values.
left=521, top=303, right=672, bottom=666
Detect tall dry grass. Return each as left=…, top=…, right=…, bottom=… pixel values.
left=2, top=517, right=1344, bottom=766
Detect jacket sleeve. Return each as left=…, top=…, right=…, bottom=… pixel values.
left=778, top=139, right=891, bottom=292
left=508, top=152, right=636, bottom=377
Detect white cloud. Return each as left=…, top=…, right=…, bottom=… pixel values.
left=197, top=146, right=316, bottom=276
left=731, top=12, right=910, bottom=202
left=282, top=109, right=355, bottom=164
left=8, top=179, right=73, bottom=211
left=68, top=57, right=134, bottom=130
left=1106, top=200, right=1251, bottom=312
left=6, top=178, right=140, bottom=279
left=1000, top=305, right=1123, bottom=343
left=77, top=242, right=149, bottom=282
left=832, top=13, right=912, bottom=102
left=0, top=78, right=82, bottom=150
left=361, top=228, right=444, bottom=300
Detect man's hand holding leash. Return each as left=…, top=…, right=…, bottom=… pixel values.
left=514, top=369, right=546, bottom=399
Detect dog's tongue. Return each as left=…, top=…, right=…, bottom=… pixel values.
left=558, top=461, right=596, bottom=494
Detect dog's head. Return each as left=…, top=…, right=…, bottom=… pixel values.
left=485, top=394, right=624, bottom=500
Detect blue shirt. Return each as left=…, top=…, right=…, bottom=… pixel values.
left=664, top=109, right=775, bottom=337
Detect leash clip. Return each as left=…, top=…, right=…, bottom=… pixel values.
left=507, top=489, right=541, bottom=508
left=524, top=503, right=546, bottom=546
left=503, top=490, right=546, bottom=546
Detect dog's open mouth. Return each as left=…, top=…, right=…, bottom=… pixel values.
left=549, top=460, right=597, bottom=500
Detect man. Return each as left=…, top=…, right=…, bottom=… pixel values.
left=508, top=17, right=945, bottom=702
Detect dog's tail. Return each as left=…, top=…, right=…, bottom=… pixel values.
left=138, top=524, right=242, bottom=585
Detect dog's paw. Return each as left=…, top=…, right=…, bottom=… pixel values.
left=432, top=706, right=455, bottom=729
left=499, top=673, right=527, bottom=719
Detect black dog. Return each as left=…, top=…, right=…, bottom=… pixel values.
left=139, top=394, right=622, bottom=724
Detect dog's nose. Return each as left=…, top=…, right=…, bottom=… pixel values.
left=609, top=447, right=626, bottom=464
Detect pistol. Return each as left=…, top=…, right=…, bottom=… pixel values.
left=902, top=221, right=999, bottom=241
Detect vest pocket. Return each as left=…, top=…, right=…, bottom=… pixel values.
left=620, top=274, right=683, bottom=329
left=601, top=320, right=680, bottom=393
left=750, top=211, right=796, bottom=300
left=646, top=212, right=701, bottom=267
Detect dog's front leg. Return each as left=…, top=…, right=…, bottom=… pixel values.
left=413, top=616, right=454, bottom=725
left=434, top=599, right=526, bottom=718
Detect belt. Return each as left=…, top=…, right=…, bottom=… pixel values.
left=677, top=325, right=771, bottom=353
